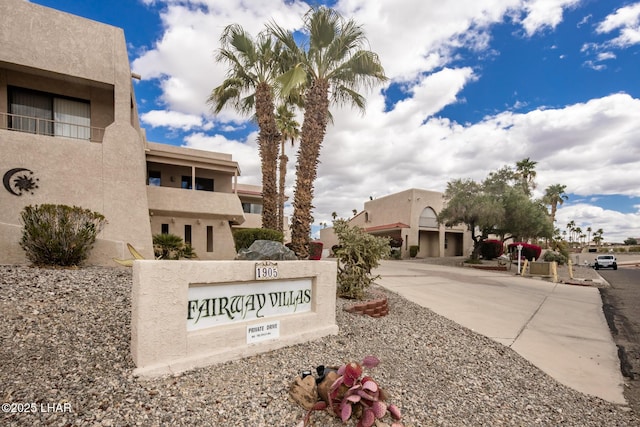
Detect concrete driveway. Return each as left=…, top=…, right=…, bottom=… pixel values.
left=373, top=259, right=626, bottom=404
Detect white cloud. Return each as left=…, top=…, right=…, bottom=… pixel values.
left=556, top=204, right=640, bottom=243
left=595, top=2, right=640, bottom=49
left=518, top=0, right=581, bottom=36
left=130, top=0, right=640, bottom=243
left=140, top=109, right=205, bottom=130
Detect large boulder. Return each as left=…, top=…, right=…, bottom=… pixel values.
left=236, top=240, right=298, bottom=260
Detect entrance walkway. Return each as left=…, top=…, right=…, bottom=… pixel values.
left=373, top=260, right=626, bottom=404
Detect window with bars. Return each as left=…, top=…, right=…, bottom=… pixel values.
left=8, top=87, right=90, bottom=140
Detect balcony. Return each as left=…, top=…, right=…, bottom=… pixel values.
left=0, top=112, right=105, bottom=142
left=147, top=185, right=245, bottom=225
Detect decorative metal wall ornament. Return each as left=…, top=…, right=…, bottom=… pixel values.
left=3, top=168, right=39, bottom=196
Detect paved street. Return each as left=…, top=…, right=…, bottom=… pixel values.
left=599, top=264, right=640, bottom=413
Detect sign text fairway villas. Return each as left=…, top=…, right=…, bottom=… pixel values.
left=186, top=279, right=312, bottom=331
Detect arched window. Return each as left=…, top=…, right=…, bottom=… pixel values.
left=419, top=207, right=438, bottom=228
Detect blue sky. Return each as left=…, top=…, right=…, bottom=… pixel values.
left=29, top=0, right=640, bottom=242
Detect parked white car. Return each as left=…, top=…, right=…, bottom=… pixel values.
left=594, top=254, right=617, bottom=270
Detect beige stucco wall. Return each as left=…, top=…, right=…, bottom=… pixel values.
left=0, top=0, right=153, bottom=265
left=319, top=188, right=472, bottom=259
left=131, top=260, right=339, bottom=377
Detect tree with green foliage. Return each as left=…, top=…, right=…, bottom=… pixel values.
left=209, top=24, right=283, bottom=231
left=269, top=6, right=387, bottom=258
left=624, top=237, right=638, bottom=245
left=438, top=160, right=553, bottom=260
left=436, top=178, right=504, bottom=260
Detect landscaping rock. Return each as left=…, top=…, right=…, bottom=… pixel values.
left=236, top=240, right=298, bottom=260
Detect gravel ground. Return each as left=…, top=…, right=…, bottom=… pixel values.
left=1, top=265, right=637, bottom=426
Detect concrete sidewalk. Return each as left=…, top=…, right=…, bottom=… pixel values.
left=373, top=260, right=626, bottom=405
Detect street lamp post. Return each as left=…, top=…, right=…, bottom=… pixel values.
left=517, top=244, right=523, bottom=275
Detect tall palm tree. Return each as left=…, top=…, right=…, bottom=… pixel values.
left=270, top=6, right=387, bottom=257
left=586, top=226, right=592, bottom=246
left=208, top=24, right=281, bottom=231
left=515, top=158, right=538, bottom=196
left=274, top=104, right=300, bottom=234
left=543, top=184, right=568, bottom=224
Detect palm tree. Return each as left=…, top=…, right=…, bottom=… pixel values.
left=208, top=24, right=281, bottom=231
left=543, top=184, right=568, bottom=224
left=274, top=104, right=300, bottom=234
left=566, top=220, right=576, bottom=243
left=515, top=158, right=537, bottom=196
left=586, top=226, right=592, bottom=246
left=594, top=228, right=604, bottom=247
left=270, top=6, right=387, bottom=257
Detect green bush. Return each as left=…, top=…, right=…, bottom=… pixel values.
left=543, top=250, right=568, bottom=265
left=232, top=228, right=283, bottom=252
left=409, top=245, right=419, bottom=258
left=333, top=219, right=391, bottom=300
left=629, top=246, right=640, bottom=253
left=153, top=233, right=197, bottom=260
left=20, top=204, right=106, bottom=267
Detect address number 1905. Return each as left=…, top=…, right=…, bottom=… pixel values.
left=255, top=262, right=278, bottom=280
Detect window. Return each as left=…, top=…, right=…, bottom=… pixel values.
left=206, top=226, right=213, bottom=252
left=195, top=177, right=214, bottom=192
left=181, top=176, right=214, bottom=191
left=181, top=176, right=192, bottom=190
left=9, top=87, right=90, bottom=140
left=148, top=171, right=161, bottom=186
left=161, top=224, right=169, bottom=234
left=242, top=202, right=263, bottom=214
left=184, top=225, right=192, bottom=245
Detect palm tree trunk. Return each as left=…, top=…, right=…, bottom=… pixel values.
left=290, top=80, right=330, bottom=258
left=255, top=83, right=280, bottom=231
left=277, top=139, right=288, bottom=234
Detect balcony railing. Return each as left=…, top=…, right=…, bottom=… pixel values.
left=0, top=112, right=105, bottom=142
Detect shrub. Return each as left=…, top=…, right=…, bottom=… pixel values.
left=543, top=250, right=568, bottom=265
left=507, top=242, right=542, bottom=261
left=409, top=245, right=419, bottom=258
left=480, top=239, right=503, bottom=260
left=153, top=233, right=197, bottom=260
left=232, top=228, right=283, bottom=251
left=20, top=204, right=106, bottom=267
left=629, top=246, right=640, bottom=253
left=333, top=219, right=391, bottom=299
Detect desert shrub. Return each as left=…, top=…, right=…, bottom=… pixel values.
left=629, top=246, right=640, bottom=253
left=543, top=250, right=568, bottom=265
left=333, top=219, right=391, bottom=300
left=232, top=228, right=283, bottom=251
left=409, top=245, right=419, bottom=258
left=20, top=204, right=106, bottom=267
left=153, top=233, right=196, bottom=260
left=508, top=242, right=542, bottom=261
left=480, top=239, right=503, bottom=260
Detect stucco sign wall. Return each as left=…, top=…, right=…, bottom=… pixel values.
left=131, top=260, right=338, bottom=377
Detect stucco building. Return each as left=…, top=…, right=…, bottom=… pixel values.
left=0, top=0, right=275, bottom=265
left=319, top=188, right=472, bottom=259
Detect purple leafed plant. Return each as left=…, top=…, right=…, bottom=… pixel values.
left=301, top=356, right=403, bottom=427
